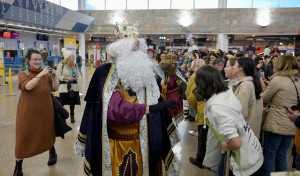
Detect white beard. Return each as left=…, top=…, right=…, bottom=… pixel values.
left=116, top=50, right=160, bottom=105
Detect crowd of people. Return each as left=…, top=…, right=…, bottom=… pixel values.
left=147, top=40, right=300, bottom=176
left=12, top=27, right=300, bottom=176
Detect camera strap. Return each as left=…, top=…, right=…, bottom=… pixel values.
left=288, top=76, right=300, bottom=105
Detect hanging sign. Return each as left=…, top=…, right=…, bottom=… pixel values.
left=64, top=38, right=77, bottom=58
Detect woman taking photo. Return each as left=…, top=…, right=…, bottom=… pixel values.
left=261, top=55, right=300, bottom=175
left=56, top=48, right=81, bottom=123
left=232, top=57, right=263, bottom=139
left=14, top=49, right=59, bottom=176
left=193, top=65, right=263, bottom=175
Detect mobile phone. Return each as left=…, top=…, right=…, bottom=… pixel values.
left=283, top=105, right=289, bottom=110
left=291, top=106, right=300, bottom=111
left=47, top=60, right=53, bottom=68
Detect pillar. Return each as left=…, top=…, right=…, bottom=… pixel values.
left=216, top=34, right=229, bottom=52
left=78, top=0, right=85, bottom=10
left=218, top=0, right=227, bottom=8
left=79, top=33, right=85, bottom=59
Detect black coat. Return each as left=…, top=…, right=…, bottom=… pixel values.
left=51, top=95, right=72, bottom=138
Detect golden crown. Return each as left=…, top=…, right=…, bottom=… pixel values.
left=113, top=21, right=139, bottom=40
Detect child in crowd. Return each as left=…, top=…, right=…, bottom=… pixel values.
left=193, top=65, right=263, bottom=176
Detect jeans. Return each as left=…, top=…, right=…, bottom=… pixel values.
left=218, top=153, right=233, bottom=176
left=263, top=131, right=293, bottom=176
left=296, top=154, right=300, bottom=170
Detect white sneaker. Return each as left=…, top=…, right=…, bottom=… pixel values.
left=189, top=130, right=198, bottom=137
left=79, top=93, right=83, bottom=97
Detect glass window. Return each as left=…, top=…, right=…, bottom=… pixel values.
left=106, top=0, right=126, bottom=10
left=195, top=0, right=218, bottom=8
left=61, top=0, right=78, bottom=10
left=149, top=0, right=170, bottom=9
left=253, top=0, right=278, bottom=8
left=227, top=0, right=252, bottom=8
left=85, top=0, right=105, bottom=10
left=172, top=0, right=193, bottom=9
left=127, top=0, right=148, bottom=9
left=280, top=0, right=300, bottom=8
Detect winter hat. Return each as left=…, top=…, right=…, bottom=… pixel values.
left=61, top=48, right=73, bottom=59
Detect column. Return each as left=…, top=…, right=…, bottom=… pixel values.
left=78, top=0, right=85, bottom=10
left=79, top=33, right=85, bottom=59
left=216, top=34, right=229, bottom=52
left=218, top=0, right=227, bottom=8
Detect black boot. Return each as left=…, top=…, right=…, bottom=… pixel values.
left=189, top=157, right=204, bottom=168
left=70, top=113, right=75, bottom=123
left=13, top=160, right=23, bottom=176
left=47, top=146, right=57, bottom=166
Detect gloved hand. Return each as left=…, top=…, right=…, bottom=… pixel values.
left=149, top=100, right=181, bottom=113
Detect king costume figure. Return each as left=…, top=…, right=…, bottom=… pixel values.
left=74, top=22, right=180, bottom=176
left=154, top=54, right=188, bottom=126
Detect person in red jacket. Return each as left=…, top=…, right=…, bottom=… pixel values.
left=270, top=44, right=281, bottom=56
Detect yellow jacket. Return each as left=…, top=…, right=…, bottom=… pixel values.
left=186, top=70, right=206, bottom=125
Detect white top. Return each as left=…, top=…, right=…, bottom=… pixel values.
left=56, top=63, right=80, bottom=93
left=204, top=89, right=263, bottom=176
left=264, top=48, right=271, bottom=56
left=187, top=45, right=199, bottom=58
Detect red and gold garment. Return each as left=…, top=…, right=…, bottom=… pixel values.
left=165, top=75, right=183, bottom=122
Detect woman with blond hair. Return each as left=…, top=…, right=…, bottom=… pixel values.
left=261, top=55, right=300, bottom=175
left=56, top=48, right=81, bottom=123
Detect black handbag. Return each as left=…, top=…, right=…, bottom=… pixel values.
left=51, top=94, right=72, bottom=139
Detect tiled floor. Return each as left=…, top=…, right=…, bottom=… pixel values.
left=0, top=65, right=294, bottom=176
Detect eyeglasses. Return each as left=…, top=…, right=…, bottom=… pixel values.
left=31, top=58, right=42, bottom=62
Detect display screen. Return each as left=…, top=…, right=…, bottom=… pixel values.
left=36, top=34, right=43, bottom=40
left=148, top=44, right=154, bottom=49
left=36, top=34, right=49, bottom=41
left=3, top=31, right=11, bottom=38
left=11, top=32, right=19, bottom=39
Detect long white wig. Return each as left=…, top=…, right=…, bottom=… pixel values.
left=106, top=38, right=160, bottom=105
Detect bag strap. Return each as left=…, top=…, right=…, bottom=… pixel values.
left=288, top=76, right=300, bottom=105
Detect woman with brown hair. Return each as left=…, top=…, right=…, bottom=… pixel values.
left=14, top=49, right=59, bottom=176
left=205, top=52, right=219, bottom=65
left=265, top=55, right=278, bottom=80
left=261, top=55, right=300, bottom=175
left=56, top=48, right=81, bottom=123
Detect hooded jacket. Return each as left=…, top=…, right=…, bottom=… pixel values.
left=203, top=89, right=263, bottom=176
